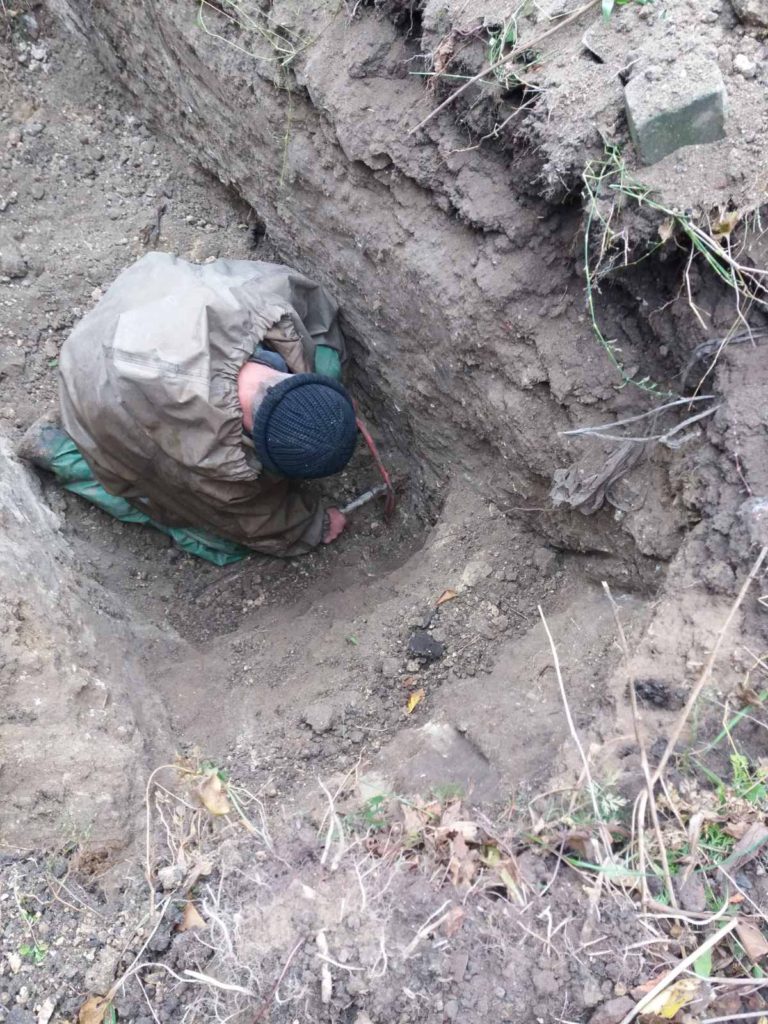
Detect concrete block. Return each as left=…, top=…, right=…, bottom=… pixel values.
left=624, top=56, right=727, bottom=165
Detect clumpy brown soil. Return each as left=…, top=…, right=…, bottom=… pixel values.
left=2, top=1, right=768, bottom=1022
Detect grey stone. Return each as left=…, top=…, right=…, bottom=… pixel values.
left=302, top=700, right=336, bottom=734
left=0, top=350, right=26, bottom=379
left=734, top=53, right=758, bottom=78
left=532, top=968, right=560, bottom=996
left=0, top=238, right=27, bottom=279
left=731, top=0, right=768, bottom=26
left=741, top=497, right=768, bottom=547
left=22, top=122, right=44, bottom=138
left=7, top=1009, right=36, bottom=1024
left=589, top=997, right=636, bottom=1024
left=677, top=873, right=707, bottom=912
left=380, top=656, right=400, bottom=679
left=624, top=56, right=727, bottom=165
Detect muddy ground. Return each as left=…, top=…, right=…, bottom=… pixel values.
left=1, top=1, right=768, bottom=1023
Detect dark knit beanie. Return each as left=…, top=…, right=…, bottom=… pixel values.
left=252, top=373, right=357, bottom=479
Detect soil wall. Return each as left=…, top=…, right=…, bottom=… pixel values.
left=48, top=0, right=682, bottom=568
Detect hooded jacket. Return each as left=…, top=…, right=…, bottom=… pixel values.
left=59, top=252, right=346, bottom=556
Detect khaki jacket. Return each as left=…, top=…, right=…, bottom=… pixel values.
left=59, top=253, right=346, bottom=556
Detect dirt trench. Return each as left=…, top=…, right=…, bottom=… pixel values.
left=2, top=2, right=768, bottom=1022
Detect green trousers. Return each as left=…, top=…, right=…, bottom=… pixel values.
left=43, top=429, right=249, bottom=567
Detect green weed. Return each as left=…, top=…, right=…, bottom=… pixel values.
left=19, top=942, right=47, bottom=965
left=602, top=0, right=653, bottom=20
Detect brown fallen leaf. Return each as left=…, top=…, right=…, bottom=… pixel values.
left=177, top=901, right=207, bottom=932
left=198, top=771, right=232, bottom=816
left=722, top=822, right=768, bottom=871
left=436, top=589, right=458, bottom=607
left=78, top=996, right=111, bottom=1024
left=437, top=820, right=479, bottom=843
left=658, top=218, right=676, bottom=243
left=442, top=905, right=464, bottom=937
left=406, top=688, right=425, bottom=714
left=736, top=918, right=768, bottom=963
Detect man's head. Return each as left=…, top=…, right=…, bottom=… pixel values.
left=251, top=372, right=357, bottom=479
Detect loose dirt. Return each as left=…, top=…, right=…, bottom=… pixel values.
left=2, top=2, right=768, bottom=1023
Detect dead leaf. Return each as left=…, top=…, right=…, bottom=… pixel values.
left=631, top=971, right=670, bottom=999
left=183, top=857, right=214, bottom=892
left=177, top=901, right=207, bottom=932
left=722, top=822, right=768, bottom=871
left=736, top=918, right=768, bottom=963
left=37, top=997, right=56, bottom=1024
left=442, top=905, right=464, bottom=937
left=643, top=977, right=705, bottom=1018
left=711, top=209, right=741, bottom=239
left=402, top=804, right=427, bottom=837
left=198, top=771, right=232, bottom=816
left=439, top=800, right=465, bottom=828
left=78, top=996, right=111, bottom=1024
left=436, top=589, right=458, bottom=607
left=437, top=820, right=479, bottom=843
left=658, top=218, right=676, bottom=243
left=499, top=863, right=525, bottom=905
left=406, top=688, right=425, bottom=714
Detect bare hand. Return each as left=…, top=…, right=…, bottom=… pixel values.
left=322, top=507, right=347, bottom=544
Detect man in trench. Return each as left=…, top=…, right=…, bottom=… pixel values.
left=20, top=252, right=360, bottom=564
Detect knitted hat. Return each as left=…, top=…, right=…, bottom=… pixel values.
left=252, top=373, right=357, bottom=479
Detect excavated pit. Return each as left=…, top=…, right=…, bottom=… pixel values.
left=4, top=4, right=768, bottom=1022
left=0, top=0, right=743, bottom=850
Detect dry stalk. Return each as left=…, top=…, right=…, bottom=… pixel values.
left=602, top=583, right=678, bottom=908
left=652, top=545, right=768, bottom=783
left=538, top=606, right=612, bottom=860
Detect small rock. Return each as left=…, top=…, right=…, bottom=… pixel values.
left=407, top=631, right=445, bottom=662
left=6, top=952, right=22, bottom=974
left=380, top=657, right=400, bottom=680
left=30, top=184, right=45, bottom=201
left=302, top=701, right=336, bottom=735
left=740, top=497, right=768, bottom=547
left=533, top=546, right=558, bottom=575
left=21, top=12, right=40, bottom=39
left=7, top=1009, right=35, bottom=1024
left=731, top=0, right=768, bottom=26
left=589, top=996, right=636, bottom=1024
left=23, top=122, right=45, bottom=139
left=147, top=928, right=172, bottom=954
left=532, top=968, right=560, bottom=996
left=444, top=999, right=459, bottom=1021
left=677, top=873, right=707, bottom=912
left=0, top=350, right=26, bottom=378
left=0, top=240, right=28, bottom=279
left=30, top=45, right=48, bottom=62
left=734, top=53, right=757, bottom=77
left=156, top=864, right=184, bottom=890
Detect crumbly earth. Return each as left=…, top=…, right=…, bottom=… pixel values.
left=1, top=2, right=768, bottom=1023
